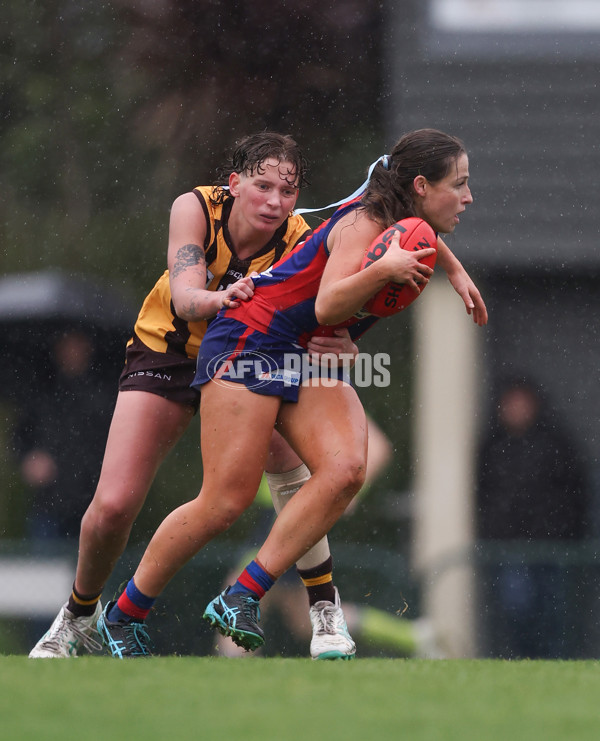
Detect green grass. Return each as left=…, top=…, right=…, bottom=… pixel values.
left=2, top=657, right=600, bottom=740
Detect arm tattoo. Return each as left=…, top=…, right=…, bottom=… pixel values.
left=171, top=243, right=205, bottom=279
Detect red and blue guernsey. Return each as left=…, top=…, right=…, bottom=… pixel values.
left=193, top=198, right=379, bottom=400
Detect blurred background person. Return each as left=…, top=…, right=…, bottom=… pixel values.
left=11, top=329, right=114, bottom=541
left=476, top=373, right=590, bottom=659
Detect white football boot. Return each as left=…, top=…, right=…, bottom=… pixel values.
left=28, top=601, right=103, bottom=658
left=309, top=587, right=356, bottom=660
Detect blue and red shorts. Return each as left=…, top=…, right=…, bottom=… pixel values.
left=193, top=317, right=350, bottom=403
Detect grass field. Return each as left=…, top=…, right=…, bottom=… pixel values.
left=2, top=656, right=600, bottom=740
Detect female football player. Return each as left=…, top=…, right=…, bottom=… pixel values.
left=98, top=129, right=488, bottom=657
left=29, top=132, right=361, bottom=661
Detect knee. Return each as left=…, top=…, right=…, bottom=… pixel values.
left=230, top=483, right=259, bottom=516
left=321, top=453, right=367, bottom=503
left=338, top=457, right=367, bottom=498
left=81, top=493, right=138, bottom=536
left=215, top=508, right=245, bottom=532
left=194, top=489, right=255, bottom=533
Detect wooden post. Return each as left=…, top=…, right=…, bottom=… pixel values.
left=411, top=276, right=482, bottom=657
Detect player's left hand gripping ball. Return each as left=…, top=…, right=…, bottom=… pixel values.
left=360, top=217, right=437, bottom=317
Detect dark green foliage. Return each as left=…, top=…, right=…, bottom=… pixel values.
left=1, top=1, right=385, bottom=298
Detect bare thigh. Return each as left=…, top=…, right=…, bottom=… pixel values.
left=276, top=381, right=368, bottom=479
left=93, top=390, right=195, bottom=518
left=199, top=380, right=281, bottom=500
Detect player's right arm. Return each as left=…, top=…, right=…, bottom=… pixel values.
left=168, top=192, right=254, bottom=321
left=315, top=213, right=434, bottom=326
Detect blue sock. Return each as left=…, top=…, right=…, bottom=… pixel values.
left=107, top=578, right=156, bottom=622
left=229, top=559, right=275, bottom=599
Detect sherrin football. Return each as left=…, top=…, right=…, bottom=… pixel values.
left=359, top=217, right=437, bottom=318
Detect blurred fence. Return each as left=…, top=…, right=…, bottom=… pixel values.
left=0, top=538, right=419, bottom=658
left=2, top=536, right=599, bottom=659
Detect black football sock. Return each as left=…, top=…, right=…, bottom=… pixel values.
left=67, top=584, right=102, bottom=618
left=297, top=556, right=336, bottom=606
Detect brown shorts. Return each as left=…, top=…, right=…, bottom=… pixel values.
left=118, top=334, right=200, bottom=411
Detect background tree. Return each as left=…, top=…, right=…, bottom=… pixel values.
left=1, top=0, right=385, bottom=296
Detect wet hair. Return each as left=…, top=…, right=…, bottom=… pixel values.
left=361, top=128, right=467, bottom=229
left=210, top=132, right=309, bottom=205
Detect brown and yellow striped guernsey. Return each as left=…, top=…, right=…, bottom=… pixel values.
left=129, top=185, right=311, bottom=360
